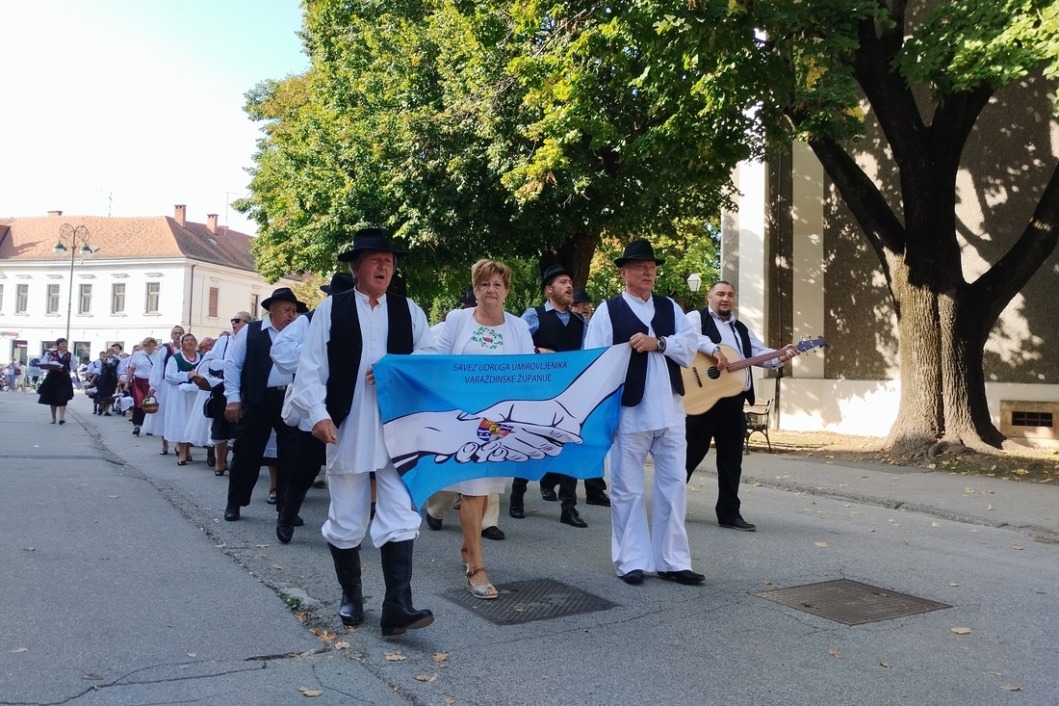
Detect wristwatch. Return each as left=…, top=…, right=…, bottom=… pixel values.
left=657, top=336, right=667, bottom=353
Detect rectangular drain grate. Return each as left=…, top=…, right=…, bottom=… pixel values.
left=441, top=577, right=618, bottom=625
left=753, top=579, right=951, bottom=625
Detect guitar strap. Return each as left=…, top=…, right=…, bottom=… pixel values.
left=700, top=309, right=755, bottom=405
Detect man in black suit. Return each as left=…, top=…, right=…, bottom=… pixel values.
left=222, top=288, right=307, bottom=522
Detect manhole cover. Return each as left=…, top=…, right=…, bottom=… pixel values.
left=753, top=579, right=951, bottom=625
left=441, top=577, right=618, bottom=625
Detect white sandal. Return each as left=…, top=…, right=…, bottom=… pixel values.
left=466, top=567, right=498, bottom=600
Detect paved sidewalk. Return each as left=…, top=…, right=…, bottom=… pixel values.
left=3, top=389, right=1058, bottom=705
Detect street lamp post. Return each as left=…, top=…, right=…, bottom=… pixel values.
left=686, top=272, right=702, bottom=309
left=52, top=224, right=95, bottom=348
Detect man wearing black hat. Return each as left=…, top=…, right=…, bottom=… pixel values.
left=285, top=227, right=435, bottom=637
left=585, top=240, right=705, bottom=586
left=571, top=287, right=593, bottom=321
left=222, top=287, right=307, bottom=522
left=536, top=283, right=611, bottom=509
left=510, top=264, right=602, bottom=528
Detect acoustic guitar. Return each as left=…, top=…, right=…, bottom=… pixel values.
left=681, top=336, right=828, bottom=415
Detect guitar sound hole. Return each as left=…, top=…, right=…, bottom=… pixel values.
left=707, top=367, right=721, bottom=380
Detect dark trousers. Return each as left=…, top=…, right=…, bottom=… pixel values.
left=226, top=388, right=298, bottom=507
left=513, top=473, right=578, bottom=509
left=279, top=429, right=326, bottom=518
left=540, top=471, right=607, bottom=500
left=685, top=394, right=747, bottom=523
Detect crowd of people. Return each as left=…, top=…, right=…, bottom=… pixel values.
left=27, top=230, right=801, bottom=637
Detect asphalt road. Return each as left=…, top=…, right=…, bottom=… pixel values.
left=2, top=389, right=1057, bottom=705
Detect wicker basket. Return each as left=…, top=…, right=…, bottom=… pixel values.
left=141, top=395, right=159, bottom=414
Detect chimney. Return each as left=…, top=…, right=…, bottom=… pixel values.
left=174, top=204, right=187, bottom=226
left=47, top=210, right=63, bottom=217
left=207, top=214, right=218, bottom=234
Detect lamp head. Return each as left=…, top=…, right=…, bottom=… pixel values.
left=686, top=272, right=702, bottom=293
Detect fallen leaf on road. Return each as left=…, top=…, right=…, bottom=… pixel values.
left=294, top=611, right=311, bottom=623
left=298, top=686, right=322, bottom=697
left=444, top=698, right=456, bottom=706
left=951, top=627, right=972, bottom=635
left=334, top=640, right=350, bottom=650
left=827, top=649, right=841, bottom=658
left=108, top=495, right=120, bottom=499
left=385, top=651, right=406, bottom=661
left=310, top=628, right=336, bottom=646
left=1012, top=469, right=1029, bottom=476
left=10, top=648, right=27, bottom=653
left=187, top=652, right=196, bottom=658
left=987, top=504, right=994, bottom=511
left=1012, top=544, right=1024, bottom=551
left=814, top=541, right=828, bottom=548
left=272, top=564, right=284, bottom=571
left=432, top=652, right=449, bottom=664
left=22, top=547, right=35, bottom=551
left=931, top=522, right=940, bottom=528
left=949, top=582, right=959, bottom=587
left=415, top=673, right=438, bottom=682
left=256, top=544, right=270, bottom=548
left=82, top=673, right=103, bottom=681
left=1002, top=684, right=1022, bottom=692
left=880, top=662, right=892, bottom=668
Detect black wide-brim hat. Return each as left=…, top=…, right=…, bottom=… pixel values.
left=337, top=227, right=407, bottom=262
left=320, top=272, right=357, bottom=295
left=572, top=287, right=591, bottom=304
left=261, top=287, right=308, bottom=313
left=614, top=239, right=666, bottom=267
left=541, top=263, right=573, bottom=290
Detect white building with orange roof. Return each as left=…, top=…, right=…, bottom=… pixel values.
left=0, top=205, right=297, bottom=365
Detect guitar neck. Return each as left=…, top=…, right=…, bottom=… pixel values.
left=725, top=349, right=784, bottom=373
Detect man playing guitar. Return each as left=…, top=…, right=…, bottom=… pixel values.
left=684, top=280, right=801, bottom=531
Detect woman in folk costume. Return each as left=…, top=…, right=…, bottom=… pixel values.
left=182, top=337, right=217, bottom=460
left=161, top=332, right=202, bottom=465
left=126, top=337, right=157, bottom=436
left=145, top=324, right=185, bottom=451
left=37, top=338, right=75, bottom=424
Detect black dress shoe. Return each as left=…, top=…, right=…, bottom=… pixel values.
left=657, top=569, right=706, bottom=585
left=585, top=494, right=611, bottom=507
left=540, top=488, right=558, bottom=502
left=481, top=525, right=505, bottom=541
left=293, top=515, right=304, bottom=527
left=719, top=517, right=756, bottom=532
left=509, top=504, right=525, bottom=519
left=560, top=508, right=588, bottom=528
left=620, top=569, right=645, bottom=585
left=424, top=513, right=443, bottom=531
left=224, top=504, right=240, bottom=522
left=276, top=522, right=294, bottom=544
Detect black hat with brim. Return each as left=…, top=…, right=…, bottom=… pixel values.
left=614, top=239, right=666, bottom=267
left=261, top=287, right=308, bottom=313
left=541, top=264, right=573, bottom=290
left=320, top=272, right=357, bottom=295
left=572, top=287, right=591, bottom=304
left=337, top=227, right=406, bottom=262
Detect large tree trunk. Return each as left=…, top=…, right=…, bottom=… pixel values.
left=884, top=254, right=944, bottom=455
left=549, top=230, right=601, bottom=286
left=941, top=292, right=1006, bottom=450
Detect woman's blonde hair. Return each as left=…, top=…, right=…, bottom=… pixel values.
left=471, top=259, right=512, bottom=289
left=141, top=337, right=157, bottom=347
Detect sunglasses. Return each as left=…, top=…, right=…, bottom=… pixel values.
left=230, top=318, right=246, bottom=324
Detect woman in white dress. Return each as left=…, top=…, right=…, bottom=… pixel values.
left=161, top=332, right=202, bottom=465
left=182, top=337, right=216, bottom=456
left=145, top=325, right=185, bottom=452
left=433, top=259, right=534, bottom=599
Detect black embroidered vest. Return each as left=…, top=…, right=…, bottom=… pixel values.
left=326, top=291, right=414, bottom=428
left=607, top=294, right=684, bottom=406
left=532, top=305, right=584, bottom=353
left=700, top=309, right=755, bottom=405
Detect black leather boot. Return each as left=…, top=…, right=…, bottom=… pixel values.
left=328, top=543, right=364, bottom=626
left=509, top=479, right=526, bottom=519
left=276, top=483, right=310, bottom=544
left=379, top=540, right=433, bottom=637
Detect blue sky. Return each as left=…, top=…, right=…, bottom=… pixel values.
left=0, top=0, right=308, bottom=235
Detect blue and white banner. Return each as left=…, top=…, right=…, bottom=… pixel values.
left=374, top=344, right=631, bottom=509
